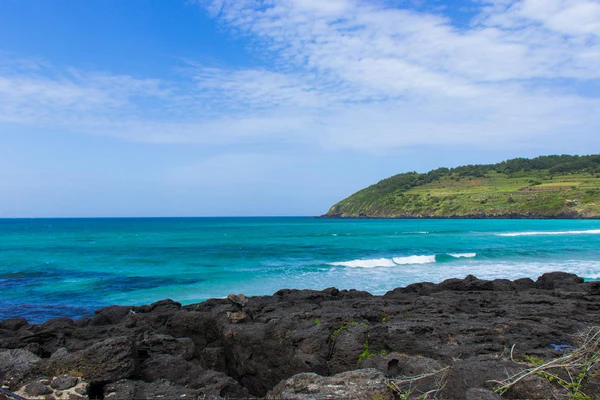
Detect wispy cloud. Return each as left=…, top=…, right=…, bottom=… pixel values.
left=1, top=0, right=599, bottom=152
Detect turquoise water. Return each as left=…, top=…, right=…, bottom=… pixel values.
left=1, top=217, right=599, bottom=323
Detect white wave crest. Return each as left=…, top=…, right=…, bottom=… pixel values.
left=497, top=229, right=600, bottom=237
left=329, top=258, right=397, bottom=268
left=392, top=255, right=436, bottom=265
left=449, top=253, right=477, bottom=258
left=329, top=255, right=437, bottom=268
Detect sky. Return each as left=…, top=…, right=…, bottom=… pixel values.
left=0, top=0, right=599, bottom=217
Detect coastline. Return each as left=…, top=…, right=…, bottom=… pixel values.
left=320, top=213, right=600, bottom=219
left=2, top=272, right=599, bottom=399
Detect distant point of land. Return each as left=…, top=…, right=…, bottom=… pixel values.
left=325, top=154, right=600, bottom=219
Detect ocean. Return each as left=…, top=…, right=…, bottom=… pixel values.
left=1, top=217, right=599, bottom=323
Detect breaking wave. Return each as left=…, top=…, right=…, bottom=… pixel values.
left=329, top=258, right=398, bottom=268
left=329, top=252, right=482, bottom=268
left=330, top=255, right=436, bottom=269
left=449, top=253, right=477, bottom=258
left=497, top=229, right=600, bottom=237
left=392, top=255, right=437, bottom=265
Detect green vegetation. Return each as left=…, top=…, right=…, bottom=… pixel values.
left=357, top=341, right=377, bottom=365
left=326, top=155, right=600, bottom=218
left=389, top=366, right=450, bottom=399
left=331, top=321, right=366, bottom=338
left=494, top=326, right=600, bottom=399
left=314, top=318, right=321, bottom=325
left=356, top=341, right=388, bottom=366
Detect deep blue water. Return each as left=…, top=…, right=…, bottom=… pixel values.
left=1, top=217, right=599, bottom=323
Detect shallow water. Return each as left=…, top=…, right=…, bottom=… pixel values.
left=1, top=217, right=599, bottom=323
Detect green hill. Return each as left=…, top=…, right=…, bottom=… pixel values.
left=325, top=155, right=600, bottom=218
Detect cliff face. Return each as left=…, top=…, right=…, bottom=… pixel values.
left=325, top=155, right=600, bottom=218
left=1, top=272, right=600, bottom=399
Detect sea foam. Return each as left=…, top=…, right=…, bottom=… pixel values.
left=329, top=258, right=397, bottom=268
left=392, top=255, right=437, bottom=265
left=330, top=255, right=436, bottom=268
left=497, top=229, right=600, bottom=237
left=449, top=253, right=477, bottom=258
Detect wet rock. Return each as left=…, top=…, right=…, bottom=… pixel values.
left=268, top=369, right=394, bottom=400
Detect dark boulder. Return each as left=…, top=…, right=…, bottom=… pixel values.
left=0, top=348, right=41, bottom=390
left=0, top=318, right=28, bottom=332
left=440, top=357, right=524, bottom=398
left=138, top=333, right=195, bottom=360
left=50, top=374, right=79, bottom=390
left=140, top=354, right=203, bottom=385
left=536, top=272, right=584, bottom=290
left=90, top=305, right=135, bottom=326
left=44, top=337, right=139, bottom=384
left=24, top=380, right=52, bottom=396
left=513, top=277, right=535, bottom=290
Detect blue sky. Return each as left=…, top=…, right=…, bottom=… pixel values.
left=0, top=0, right=599, bottom=217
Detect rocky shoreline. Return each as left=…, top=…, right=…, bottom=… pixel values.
left=1, top=272, right=600, bottom=399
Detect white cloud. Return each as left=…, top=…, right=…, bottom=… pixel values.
left=1, top=0, right=599, bottom=152
left=481, top=0, right=600, bottom=37
left=0, top=64, right=170, bottom=126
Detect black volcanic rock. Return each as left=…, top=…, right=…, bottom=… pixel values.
left=267, top=368, right=394, bottom=399
left=1, top=272, right=599, bottom=399
left=44, top=337, right=139, bottom=384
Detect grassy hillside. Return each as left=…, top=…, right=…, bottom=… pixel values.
left=326, top=155, right=600, bottom=218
